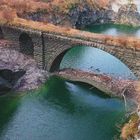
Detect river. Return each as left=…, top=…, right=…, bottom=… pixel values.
left=0, top=24, right=139, bottom=140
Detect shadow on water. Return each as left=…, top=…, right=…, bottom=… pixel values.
left=0, top=96, right=20, bottom=135
left=38, top=76, right=127, bottom=140
left=41, top=75, right=126, bottom=113
left=40, top=76, right=77, bottom=113
left=40, top=76, right=111, bottom=113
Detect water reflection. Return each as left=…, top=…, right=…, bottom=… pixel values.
left=0, top=76, right=126, bottom=140
left=0, top=96, right=20, bottom=135
left=85, top=24, right=140, bottom=38
left=41, top=76, right=76, bottom=113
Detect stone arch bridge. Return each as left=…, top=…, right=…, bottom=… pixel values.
left=0, top=24, right=140, bottom=79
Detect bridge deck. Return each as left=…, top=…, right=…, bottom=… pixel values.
left=1, top=17, right=140, bottom=50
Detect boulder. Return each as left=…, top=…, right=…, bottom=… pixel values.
left=0, top=69, right=26, bottom=95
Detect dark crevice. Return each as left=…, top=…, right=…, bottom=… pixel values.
left=0, top=27, right=4, bottom=39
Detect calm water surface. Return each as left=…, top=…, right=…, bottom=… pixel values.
left=85, top=24, right=140, bottom=38
left=0, top=24, right=139, bottom=140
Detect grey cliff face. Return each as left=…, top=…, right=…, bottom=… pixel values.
left=20, top=3, right=140, bottom=28
left=70, top=6, right=115, bottom=28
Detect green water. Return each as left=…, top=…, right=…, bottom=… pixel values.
left=85, top=23, right=140, bottom=38
left=1, top=24, right=139, bottom=140
left=0, top=77, right=126, bottom=140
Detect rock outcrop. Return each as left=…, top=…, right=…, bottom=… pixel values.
left=21, top=2, right=116, bottom=28
left=0, top=69, right=25, bottom=95
left=116, top=4, right=140, bottom=26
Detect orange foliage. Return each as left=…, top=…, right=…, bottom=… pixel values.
left=0, top=0, right=50, bottom=15
left=2, top=8, right=17, bottom=22
left=121, top=114, right=139, bottom=140
left=0, top=0, right=111, bottom=17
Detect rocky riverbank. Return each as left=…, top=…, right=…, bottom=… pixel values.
left=0, top=69, right=26, bottom=95
left=0, top=41, right=48, bottom=93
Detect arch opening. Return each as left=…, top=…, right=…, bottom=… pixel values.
left=50, top=49, right=70, bottom=72
left=0, top=27, right=4, bottom=39
left=19, top=33, right=34, bottom=56
left=49, top=46, right=136, bottom=80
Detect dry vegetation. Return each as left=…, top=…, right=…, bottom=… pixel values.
left=0, top=0, right=50, bottom=14
left=0, top=0, right=110, bottom=18
left=47, top=0, right=110, bottom=13
left=121, top=114, right=139, bottom=140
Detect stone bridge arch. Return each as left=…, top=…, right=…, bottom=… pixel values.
left=49, top=49, right=71, bottom=72
left=19, top=33, right=34, bottom=56
left=47, top=44, right=136, bottom=78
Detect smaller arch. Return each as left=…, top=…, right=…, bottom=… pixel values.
left=19, top=33, right=34, bottom=56
left=0, top=27, right=4, bottom=39
left=50, top=49, right=69, bottom=72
